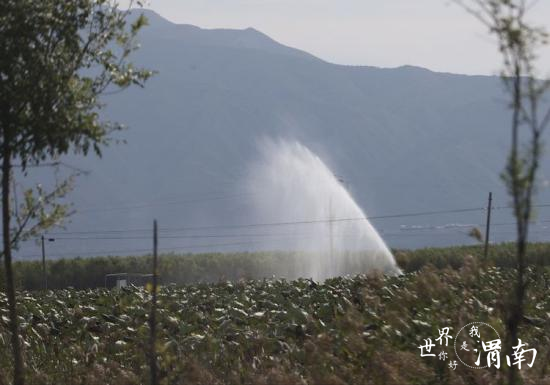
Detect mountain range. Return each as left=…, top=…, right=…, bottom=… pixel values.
left=15, top=10, right=550, bottom=260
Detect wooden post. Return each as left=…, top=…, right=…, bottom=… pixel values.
left=484, top=192, right=492, bottom=260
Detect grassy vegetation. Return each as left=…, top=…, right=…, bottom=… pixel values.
left=394, top=242, right=550, bottom=272
left=1, top=260, right=549, bottom=384
left=3, top=243, right=550, bottom=291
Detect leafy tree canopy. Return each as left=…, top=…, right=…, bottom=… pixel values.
left=0, top=0, right=152, bottom=168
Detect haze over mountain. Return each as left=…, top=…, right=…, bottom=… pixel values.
left=15, top=10, right=550, bottom=260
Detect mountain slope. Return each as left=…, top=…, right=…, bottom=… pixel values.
left=15, top=10, right=550, bottom=259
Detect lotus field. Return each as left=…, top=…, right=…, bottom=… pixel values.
left=1, top=261, right=549, bottom=385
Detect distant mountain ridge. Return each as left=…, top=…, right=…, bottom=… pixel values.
left=140, top=10, right=318, bottom=61
left=15, top=10, right=550, bottom=260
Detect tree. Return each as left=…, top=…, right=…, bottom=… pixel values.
left=455, top=1, right=550, bottom=384
left=0, top=1, right=152, bottom=384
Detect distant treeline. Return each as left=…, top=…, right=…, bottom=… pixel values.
left=2, top=243, right=550, bottom=291
left=394, top=242, right=550, bottom=271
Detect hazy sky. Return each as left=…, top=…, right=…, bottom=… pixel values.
left=128, top=0, right=550, bottom=75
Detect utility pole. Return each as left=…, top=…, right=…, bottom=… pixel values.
left=41, top=235, right=46, bottom=290
left=40, top=236, right=54, bottom=290
left=484, top=192, right=493, bottom=260
left=149, top=220, right=158, bottom=385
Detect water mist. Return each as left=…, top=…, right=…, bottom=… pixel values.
left=245, top=138, right=401, bottom=280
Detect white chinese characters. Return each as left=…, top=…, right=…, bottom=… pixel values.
left=418, top=323, right=537, bottom=371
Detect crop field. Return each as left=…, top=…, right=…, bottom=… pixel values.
left=1, top=258, right=549, bottom=385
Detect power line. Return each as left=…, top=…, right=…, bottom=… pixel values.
left=45, top=205, right=487, bottom=236
left=15, top=239, right=290, bottom=260
left=493, top=203, right=550, bottom=210
left=44, top=202, right=550, bottom=237
left=27, top=222, right=550, bottom=245
left=19, top=203, right=550, bottom=258
left=15, top=230, right=487, bottom=260
left=48, top=231, right=325, bottom=241
left=16, top=227, right=550, bottom=260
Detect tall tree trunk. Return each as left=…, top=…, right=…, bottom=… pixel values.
left=506, top=236, right=525, bottom=385
left=505, top=61, right=525, bottom=385
left=2, top=140, right=24, bottom=385
left=149, top=220, right=158, bottom=385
